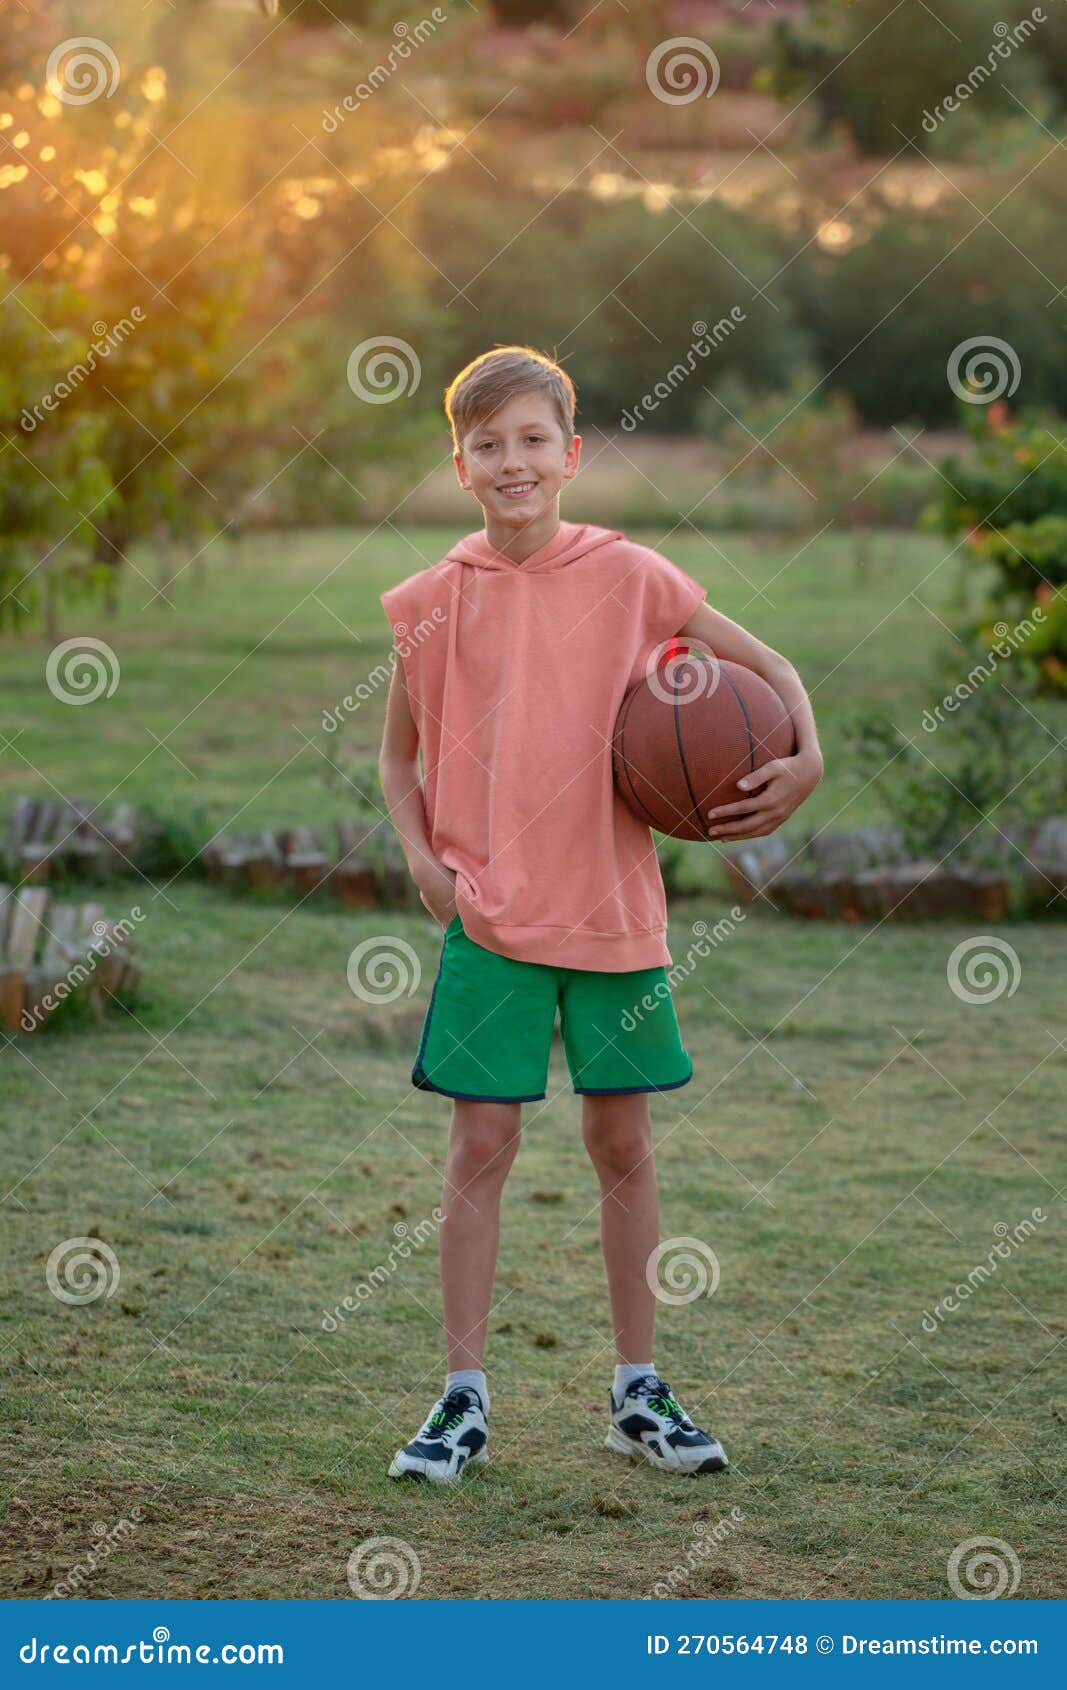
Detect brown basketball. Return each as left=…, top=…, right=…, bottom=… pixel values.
left=612, top=650, right=796, bottom=841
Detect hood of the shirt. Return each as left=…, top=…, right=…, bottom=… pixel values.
left=444, top=520, right=622, bottom=575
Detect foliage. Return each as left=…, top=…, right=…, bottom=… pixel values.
left=927, top=406, right=1067, bottom=688
left=414, top=162, right=811, bottom=434
left=695, top=366, right=859, bottom=525
left=771, top=0, right=1052, bottom=156
left=789, top=193, right=1067, bottom=425
left=0, top=284, right=117, bottom=634
left=850, top=669, right=1063, bottom=862
left=133, top=798, right=217, bottom=880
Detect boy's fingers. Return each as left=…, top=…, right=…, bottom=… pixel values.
left=710, top=812, right=782, bottom=837
left=707, top=797, right=770, bottom=820
left=736, top=760, right=784, bottom=793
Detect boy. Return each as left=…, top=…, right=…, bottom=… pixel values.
left=377, top=346, right=822, bottom=1484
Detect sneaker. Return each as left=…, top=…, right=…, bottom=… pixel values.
left=606, top=1374, right=728, bottom=1474
left=387, top=1386, right=489, bottom=1486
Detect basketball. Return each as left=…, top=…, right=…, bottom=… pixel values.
left=612, top=648, right=796, bottom=841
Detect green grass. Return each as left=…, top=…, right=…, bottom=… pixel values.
left=1, top=526, right=1064, bottom=1600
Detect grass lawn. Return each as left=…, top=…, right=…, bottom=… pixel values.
left=1, top=525, right=1063, bottom=1600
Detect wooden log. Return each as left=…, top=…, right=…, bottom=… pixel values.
left=0, top=886, right=50, bottom=1029
left=67, top=798, right=110, bottom=877
left=18, top=799, right=66, bottom=883
left=331, top=818, right=379, bottom=908
left=244, top=832, right=284, bottom=890
left=278, top=825, right=330, bottom=894
left=101, top=802, right=139, bottom=873
left=3, top=797, right=36, bottom=876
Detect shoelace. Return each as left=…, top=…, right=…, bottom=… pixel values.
left=630, top=1376, right=689, bottom=1426
left=424, top=1389, right=477, bottom=1438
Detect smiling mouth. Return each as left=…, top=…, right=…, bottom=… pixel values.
left=498, top=481, right=538, bottom=499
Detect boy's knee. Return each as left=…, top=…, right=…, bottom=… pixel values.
left=584, top=1116, right=652, bottom=1181
left=448, top=1105, right=520, bottom=1184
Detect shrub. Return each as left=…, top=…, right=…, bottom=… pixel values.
left=927, top=405, right=1067, bottom=688
left=770, top=0, right=1052, bottom=157
left=850, top=670, right=1063, bottom=862
left=414, top=163, right=812, bottom=436
left=788, top=196, right=1067, bottom=425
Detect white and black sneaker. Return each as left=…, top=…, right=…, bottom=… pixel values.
left=606, top=1374, right=728, bottom=1474
left=388, top=1386, right=488, bottom=1486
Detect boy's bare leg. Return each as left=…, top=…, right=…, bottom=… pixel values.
left=581, top=1092, right=658, bottom=1363
left=440, top=1099, right=522, bottom=1371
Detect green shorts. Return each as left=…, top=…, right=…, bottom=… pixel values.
left=411, top=914, right=693, bottom=1103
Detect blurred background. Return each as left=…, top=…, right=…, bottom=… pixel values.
left=3, top=0, right=1067, bottom=596
left=2, top=0, right=1065, bottom=1604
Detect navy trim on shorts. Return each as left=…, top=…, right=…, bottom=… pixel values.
left=411, top=1065, right=545, bottom=1104
left=573, top=1061, right=694, bottom=1096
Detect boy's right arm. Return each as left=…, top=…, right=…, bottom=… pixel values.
left=378, top=660, right=458, bottom=928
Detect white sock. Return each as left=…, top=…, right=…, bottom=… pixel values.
left=445, top=1368, right=488, bottom=1415
left=614, top=1362, right=654, bottom=1401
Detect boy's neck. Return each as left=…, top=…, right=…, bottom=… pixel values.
left=483, top=505, right=563, bottom=565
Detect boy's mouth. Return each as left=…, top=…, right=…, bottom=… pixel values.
left=497, top=480, right=538, bottom=500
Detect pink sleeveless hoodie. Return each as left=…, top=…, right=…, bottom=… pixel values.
left=380, top=520, right=706, bottom=972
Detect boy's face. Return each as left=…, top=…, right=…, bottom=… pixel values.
left=454, top=392, right=581, bottom=534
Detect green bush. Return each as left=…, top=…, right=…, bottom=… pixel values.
left=414, top=163, right=811, bottom=435
left=850, top=670, right=1062, bottom=862
left=771, top=0, right=1052, bottom=156
left=927, top=407, right=1067, bottom=687
left=789, top=195, right=1067, bottom=425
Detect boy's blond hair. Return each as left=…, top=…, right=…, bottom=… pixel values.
left=444, top=345, right=576, bottom=455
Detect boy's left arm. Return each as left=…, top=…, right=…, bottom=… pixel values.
left=676, top=601, right=823, bottom=840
